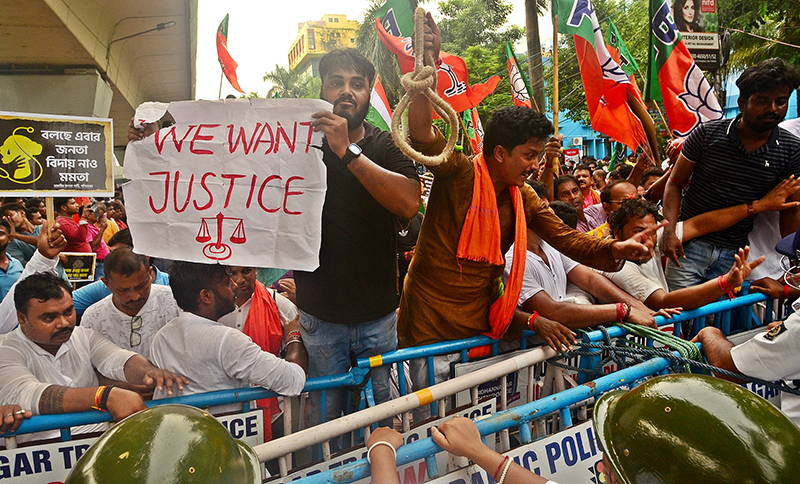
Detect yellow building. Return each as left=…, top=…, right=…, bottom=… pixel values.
left=288, top=14, right=359, bottom=77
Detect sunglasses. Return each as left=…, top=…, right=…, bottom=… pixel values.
left=130, top=315, right=142, bottom=347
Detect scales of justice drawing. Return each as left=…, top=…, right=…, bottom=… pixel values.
left=195, top=212, right=246, bottom=261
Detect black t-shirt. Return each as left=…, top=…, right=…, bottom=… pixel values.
left=294, top=122, right=419, bottom=324
left=680, top=117, right=800, bottom=249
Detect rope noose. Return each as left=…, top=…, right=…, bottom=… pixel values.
left=390, top=8, right=460, bottom=167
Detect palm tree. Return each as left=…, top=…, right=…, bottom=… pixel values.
left=262, top=64, right=320, bottom=99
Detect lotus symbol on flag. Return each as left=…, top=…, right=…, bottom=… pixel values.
left=676, top=64, right=724, bottom=136
left=509, top=62, right=531, bottom=103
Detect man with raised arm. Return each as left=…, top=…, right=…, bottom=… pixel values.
left=397, top=15, right=663, bottom=403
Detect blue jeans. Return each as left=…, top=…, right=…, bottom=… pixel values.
left=665, top=239, right=737, bottom=291
left=299, top=310, right=397, bottom=432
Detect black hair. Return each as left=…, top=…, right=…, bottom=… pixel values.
left=549, top=201, right=578, bottom=229
left=608, top=198, right=662, bottom=238
left=104, top=247, right=149, bottom=279
left=53, top=197, right=73, bottom=213
left=600, top=180, right=636, bottom=204
left=15, top=272, right=73, bottom=314
left=617, top=164, right=633, bottom=179
left=24, top=198, right=42, bottom=210
left=169, top=261, right=230, bottom=312
left=737, top=58, right=800, bottom=102
left=0, top=218, right=10, bottom=234
left=640, top=167, right=665, bottom=186
left=25, top=207, right=39, bottom=222
left=574, top=164, right=592, bottom=174
left=483, top=106, right=553, bottom=159
left=107, top=228, right=133, bottom=248
left=2, top=203, right=25, bottom=215
left=526, top=179, right=548, bottom=200
left=553, top=175, right=580, bottom=197
left=318, top=48, right=376, bottom=86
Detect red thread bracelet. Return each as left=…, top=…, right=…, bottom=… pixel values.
left=718, top=275, right=736, bottom=300
left=785, top=284, right=790, bottom=299
left=494, top=456, right=509, bottom=481
left=527, top=311, right=540, bottom=330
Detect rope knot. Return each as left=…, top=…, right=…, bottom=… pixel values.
left=390, top=7, right=460, bottom=167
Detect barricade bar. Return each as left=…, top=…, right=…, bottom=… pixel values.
left=297, top=354, right=672, bottom=484
left=254, top=345, right=557, bottom=463
left=2, top=370, right=370, bottom=438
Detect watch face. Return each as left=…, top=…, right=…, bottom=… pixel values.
left=349, top=143, right=362, bottom=156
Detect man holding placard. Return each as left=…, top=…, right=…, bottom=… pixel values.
left=299, top=48, right=421, bottom=432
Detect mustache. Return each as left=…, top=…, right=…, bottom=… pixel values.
left=334, top=96, right=356, bottom=106
left=52, top=327, right=73, bottom=339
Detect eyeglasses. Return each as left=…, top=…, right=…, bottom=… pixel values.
left=130, top=315, right=142, bottom=347
left=609, top=195, right=643, bottom=204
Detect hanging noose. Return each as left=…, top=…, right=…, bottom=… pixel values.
left=390, top=8, right=460, bottom=167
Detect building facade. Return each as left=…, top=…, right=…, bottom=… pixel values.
left=288, top=14, right=359, bottom=78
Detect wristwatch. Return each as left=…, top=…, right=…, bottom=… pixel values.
left=340, top=143, right=362, bottom=167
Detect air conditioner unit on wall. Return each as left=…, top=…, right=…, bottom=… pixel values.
left=572, top=137, right=583, bottom=147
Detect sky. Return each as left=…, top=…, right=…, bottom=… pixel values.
left=195, top=0, right=553, bottom=100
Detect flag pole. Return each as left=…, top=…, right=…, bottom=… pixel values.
left=218, top=70, right=224, bottom=100
left=552, top=8, right=559, bottom=136
left=634, top=66, right=672, bottom=140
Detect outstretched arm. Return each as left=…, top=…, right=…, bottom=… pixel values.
left=691, top=327, right=743, bottom=383
left=682, top=176, right=800, bottom=243
left=432, top=417, right=550, bottom=484
left=408, top=12, right=441, bottom=146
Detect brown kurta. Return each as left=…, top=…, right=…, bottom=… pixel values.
left=398, top=131, right=623, bottom=348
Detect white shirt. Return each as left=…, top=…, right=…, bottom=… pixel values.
left=506, top=241, right=579, bottom=304
left=81, top=285, right=179, bottom=360
left=218, top=288, right=298, bottom=332
left=0, top=250, right=59, bottom=334
left=731, top=302, right=800, bottom=427
left=603, top=223, right=684, bottom=301
left=0, top=326, right=135, bottom=441
left=149, top=311, right=306, bottom=412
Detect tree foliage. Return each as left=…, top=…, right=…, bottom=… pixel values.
left=261, top=64, right=321, bottom=99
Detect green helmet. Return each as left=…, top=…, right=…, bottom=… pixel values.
left=65, top=405, right=261, bottom=484
left=593, top=373, right=800, bottom=484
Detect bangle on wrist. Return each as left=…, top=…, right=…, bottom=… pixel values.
left=717, top=275, right=736, bottom=300
left=494, top=455, right=509, bottom=481
left=497, top=456, right=513, bottom=484
left=784, top=284, right=790, bottom=299
left=367, top=441, right=397, bottom=464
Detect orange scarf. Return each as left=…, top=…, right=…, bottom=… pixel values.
left=457, top=153, right=527, bottom=355
left=242, top=281, right=283, bottom=440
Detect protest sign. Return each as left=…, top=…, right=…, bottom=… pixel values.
left=0, top=112, right=113, bottom=196
left=60, top=252, right=96, bottom=282
left=123, top=99, right=329, bottom=270
left=0, top=409, right=265, bottom=483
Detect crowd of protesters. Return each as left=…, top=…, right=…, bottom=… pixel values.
left=1, top=19, right=799, bottom=484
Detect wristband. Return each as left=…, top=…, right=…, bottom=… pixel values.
left=494, top=456, right=509, bottom=481
left=785, top=284, right=790, bottom=299
left=527, top=311, right=540, bottom=331
left=97, top=385, right=114, bottom=412
left=92, top=386, right=106, bottom=411
left=286, top=339, right=303, bottom=346
left=286, top=330, right=301, bottom=340
left=616, top=302, right=630, bottom=323
left=367, top=441, right=396, bottom=464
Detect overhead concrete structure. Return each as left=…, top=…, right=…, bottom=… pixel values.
left=0, top=0, right=197, bottom=164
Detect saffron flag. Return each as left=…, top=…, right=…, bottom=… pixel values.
left=375, top=0, right=414, bottom=37
left=505, top=41, right=533, bottom=108
left=557, top=0, right=648, bottom=153
left=216, top=14, right=245, bottom=94
left=644, top=0, right=722, bottom=136
left=376, top=19, right=500, bottom=113
left=366, top=75, right=392, bottom=131
left=462, top=108, right=485, bottom=155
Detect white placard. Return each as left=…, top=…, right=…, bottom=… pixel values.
left=123, top=98, right=329, bottom=270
